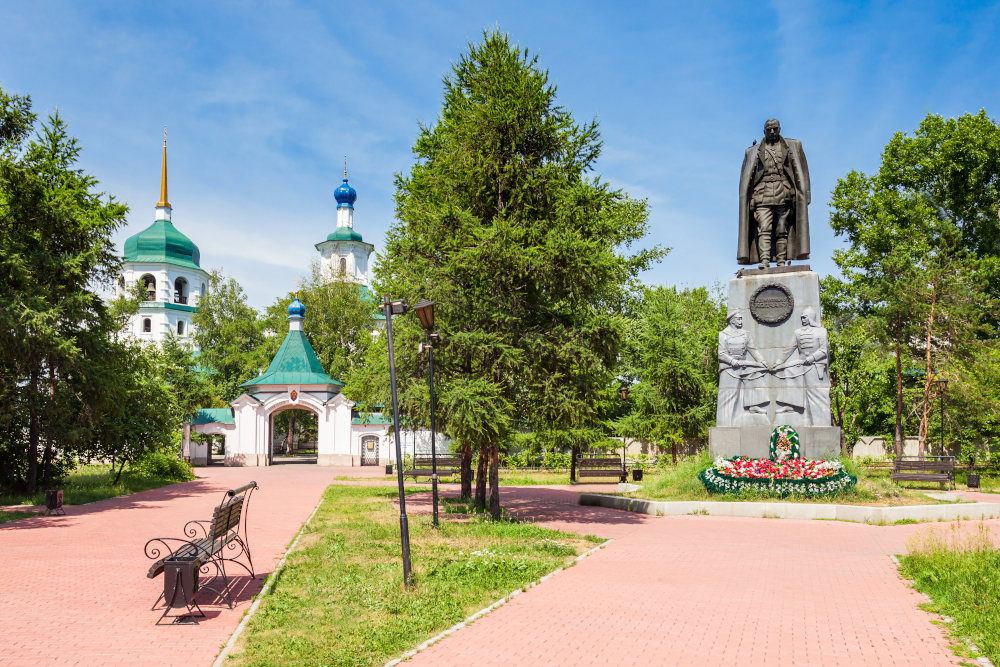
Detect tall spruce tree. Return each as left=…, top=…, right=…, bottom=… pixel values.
left=373, top=32, right=662, bottom=517
left=0, top=88, right=136, bottom=493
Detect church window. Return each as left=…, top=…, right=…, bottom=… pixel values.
left=174, top=277, right=188, bottom=304
left=339, top=257, right=347, bottom=275
left=141, top=274, right=156, bottom=301
left=142, top=318, right=151, bottom=333
left=177, top=320, right=185, bottom=335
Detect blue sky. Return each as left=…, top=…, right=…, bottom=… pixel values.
left=3, top=1, right=999, bottom=309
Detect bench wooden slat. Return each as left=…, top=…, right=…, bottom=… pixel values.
left=403, top=456, right=462, bottom=477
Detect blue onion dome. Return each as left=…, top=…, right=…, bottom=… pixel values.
left=334, top=178, right=357, bottom=209
left=287, top=297, right=306, bottom=318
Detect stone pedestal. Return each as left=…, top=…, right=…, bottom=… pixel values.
left=709, top=425, right=841, bottom=460
left=710, top=265, right=842, bottom=458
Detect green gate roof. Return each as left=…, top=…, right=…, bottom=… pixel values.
left=240, top=330, right=344, bottom=388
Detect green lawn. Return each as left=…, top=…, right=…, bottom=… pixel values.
left=899, top=523, right=1000, bottom=664
left=0, top=462, right=195, bottom=516
left=225, top=484, right=600, bottom=667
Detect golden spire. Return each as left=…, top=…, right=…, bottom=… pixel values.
left=157, top=127, right=170, bottom=208
left=344, top=155, right=348, bottom=179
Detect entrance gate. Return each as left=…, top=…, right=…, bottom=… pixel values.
left=360, top=435, right=379, bottom=466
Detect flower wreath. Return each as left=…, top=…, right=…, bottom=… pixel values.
left=769, top=425, right=801, bottom=461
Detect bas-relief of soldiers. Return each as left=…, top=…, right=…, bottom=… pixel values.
left=770, top=307, right=831, bottom=426
left=738, top=119, right=811, bottom=269
left=716, top=307, right=831, bottom=427
left=717, top=311, right=770, bottom=427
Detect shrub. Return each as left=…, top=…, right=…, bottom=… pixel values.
left=129, top=451, right=194, bottom=481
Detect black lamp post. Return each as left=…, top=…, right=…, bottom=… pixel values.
left=412, top=298, right=441, bottom=529
left=934, top=378, right=948, bottom=457
left=619, top=385, right=630, bottom=480
left=383, top=295, right=413, bottom=587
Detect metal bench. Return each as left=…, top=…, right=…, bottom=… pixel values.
left=891, top=456, right=955, bottom=490
left=402, top=456, right=461, bottom=478
left=144, top=481, right=257, bottom=624
left=577, top=456, right=626, bottom=483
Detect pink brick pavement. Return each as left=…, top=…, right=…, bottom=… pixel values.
left=2, top=467, right=994, bottom=666
left=405, top=485, right=994, bottom=667
left=0, top=464, right=380, bottom=667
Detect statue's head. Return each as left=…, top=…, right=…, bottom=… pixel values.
left=801, top=306, right=819, bottom=327
left=764, top=118, right=781, bottom=143
left=727, top=311, right=743, bottom=328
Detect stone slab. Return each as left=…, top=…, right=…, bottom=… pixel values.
left=736, top=264, right=812, bottom=277
left=579, top=493, right=1000, bottom=523
left=709, top=425, right=841, bottom=459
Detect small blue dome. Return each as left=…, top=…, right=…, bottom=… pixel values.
left=334, top=178, right=357, bottom=209
left=288, top=297, right=306, bottom=318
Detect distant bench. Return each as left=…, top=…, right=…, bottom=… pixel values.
left=891, top=456, right=955, bottom=490
left=576, top=457, right=626, bottom=483
left=403, top=456, right=462, bottom=478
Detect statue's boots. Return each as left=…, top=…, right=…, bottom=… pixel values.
left=757, top=235, right=771, bottom=269
left=774, top=236, right=788, bottom=266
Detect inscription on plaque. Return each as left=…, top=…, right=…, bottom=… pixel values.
left=749, top=283, right=793, bottom=324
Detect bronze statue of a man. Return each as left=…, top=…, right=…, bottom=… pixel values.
left=738, top=119, right=811, bottom=268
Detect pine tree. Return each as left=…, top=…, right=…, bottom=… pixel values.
left=373, top=31, right=662, bottom=517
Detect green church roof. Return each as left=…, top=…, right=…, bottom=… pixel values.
left=240, top=329, right=344, bottom=388
left=123, top=219, right=201, bottom=269
left=325, top=227, right=366, bottom=243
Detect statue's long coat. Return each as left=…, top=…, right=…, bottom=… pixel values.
left=738, top=138, right=811, bottom=264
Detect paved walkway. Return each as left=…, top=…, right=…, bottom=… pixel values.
left=406, top=486, right=997, bottom=666
left=2, top=468, right=995, bottom=666
left=0, top=464, right=378, bottom=667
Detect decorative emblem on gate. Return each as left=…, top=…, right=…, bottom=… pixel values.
left=289, top=389, right=298, bottom=402
left=749, top=283, right=794, bottom=324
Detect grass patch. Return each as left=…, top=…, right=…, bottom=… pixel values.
left=626, top=451, right=965, bottom=506
left=226, top=485, right=597, bottom=666
left=0, top=510, right=42, bottom=524
left=899, top=523, right=1000, bottom=664
left=0, top=462, right=194, bottom=508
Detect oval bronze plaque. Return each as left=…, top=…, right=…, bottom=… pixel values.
left=749, top=283, right=793, bottom=324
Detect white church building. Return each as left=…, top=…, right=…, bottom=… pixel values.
left=118, top=135, right=208, bottom=344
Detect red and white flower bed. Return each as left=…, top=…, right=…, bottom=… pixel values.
left=700, top=456, right=857, bottom=496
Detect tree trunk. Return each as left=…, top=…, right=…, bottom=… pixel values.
left=26, top=365, right=41, bottom=495
left=489, top=443, right=500, bottom=520
left=893, top=338, right=904, bottom=460
left=474, top=444, right=488, bottom=510
left=917, top=288, right=938, bottom=459
left=112, top=458, right=127, bottom=485
left=671, top=441, right=677, bottom=465
left=570, top=443, right=579, bottom=482
left=287, top=414, right=296, bottom=455
left=42, top=364, right=56, bottom=489
left=460, top=443, right=473, bottom=501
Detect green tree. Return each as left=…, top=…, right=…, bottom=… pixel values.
left=160, top=334, right=218, bottom=419
left=193, top=270, right=268, bottom=402
left=827, top=111, right=1000, bottom=458
left=615, top=286, right=724, bottom=462
left=0, top=88, right=131, bottom=493
left=370, top=32, right=662, bottom=516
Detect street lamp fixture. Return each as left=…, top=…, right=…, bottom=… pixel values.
left=619, top=385, right=630, bottom=402
left=382, top=295, right=413, bottom=587
left=412, top=298, right=435, bottom=331
left=413, top=298, right=441, bottom=529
